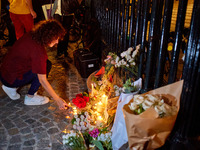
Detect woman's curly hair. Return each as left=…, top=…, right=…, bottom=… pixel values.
left=30, top=19, right=66, bottom=47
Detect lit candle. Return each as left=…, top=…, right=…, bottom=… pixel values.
left=102, top=94, right=108, bottom=106
left=91, top=84, right=94, bottom=97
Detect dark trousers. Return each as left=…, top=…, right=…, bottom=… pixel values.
left=0, top=60, right=52, bottom=95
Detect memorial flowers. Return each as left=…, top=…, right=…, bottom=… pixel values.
left=62, top=128, right=112, bottom=150
left=72, top=92, right=89, bottom=108
left=128, top=94, right=177, bottom=117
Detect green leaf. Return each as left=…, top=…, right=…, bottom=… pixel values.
left=71, top=118, right=76, bottom=124
left=91, top=140, right=104, bottom=150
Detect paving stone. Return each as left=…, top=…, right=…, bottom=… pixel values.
left=23, top=139, right=35, bottom=146
left=47, top=128, right=59, bottom=135
left=39, top=118, right=50, bottom=124
left=2, top=119, right=15, bottom=129
left=8, top=128, right=19, bottom=135
left=33, top=127, right=46, bottom=134
left=52, top=143, right=65, bottom=150
left=14, top=118, right=28, bottom=128
left=7, top=144, right=21, bottom=150
left=37, top=139, right=51, bottom=148
left=22, top=134, right=34, bottom=140
left=30, top=122, right=42, bottom=128
left=10, top=135, right=21, bottom=144
left=35, top=132, right=49, bottom=140
left=24, top=119, right=36, bottom=125
left=20, top=127, right=32, bottom=134
left=44, top=122, right=55, bottom=128
left=22, top=147, right=34, bottom=150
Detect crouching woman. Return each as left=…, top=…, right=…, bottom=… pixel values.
left=0, top=19, right=68, bottom=110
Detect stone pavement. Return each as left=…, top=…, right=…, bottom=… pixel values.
left=0, top=43, right=88, bottom=150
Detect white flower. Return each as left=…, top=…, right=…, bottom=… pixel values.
left=76, top=118, right=80, bottom=122
left=142, top=101, right=152, bottom=110
left=80, top=121, right=85, bottom=126
left=84, top=112, right=89, bottom=116
left=115, top=56, right=120, bottom=63
left=73, top=125, right=77, bottom=129
left=129, top=102, right=138, bottom=110
left=77, top=126, right=81, bottom=130
left=74, top=115, right=78, bottom=118
left=80, top=115, right=85, bottom=120
left=134, top=95, right=144, bottom=104
left=154, top=105, right=163, bottom=115
left=127, top=47, right=133, bottom=54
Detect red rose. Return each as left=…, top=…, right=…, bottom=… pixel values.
left=72, top=93, right=89, bottom=108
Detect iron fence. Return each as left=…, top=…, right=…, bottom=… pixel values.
left=91, top=0, right=200, bottom=148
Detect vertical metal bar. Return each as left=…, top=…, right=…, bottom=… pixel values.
left=179, top=0, right=200, bottom=137
left=124, top=0, right=130, bottom=50
left=113, top=0, right=118, bottom=50
left=137, top=0, right=149, bottom=82
left=143, top=0, right=158, bottom=92
left=108, top=1, right=111, bottom=45
left=116, top=0, right=121, bottom=54
left=134, top=0, right=141, bottom=48
left=129, top=0, right=135, bottom=47
left=168, top=0, right=188, bottom=83
left=111, top=0, right=116, bottom=50
left=110, top=0, right=114, bottom=48
left=120, top=0, right=125, bottom=53
left=154, top=0, right=174, bottom=88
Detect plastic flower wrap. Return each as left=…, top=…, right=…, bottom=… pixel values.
left=128, top=94, right=177, bottom=117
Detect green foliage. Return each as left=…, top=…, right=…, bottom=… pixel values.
left=91, top=140, right=104, bottom=150
left=134, top=104, right=145, bottom=115
left=123, top=78, right=137, bottom=93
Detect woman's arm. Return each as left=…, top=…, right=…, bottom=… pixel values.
left=25, top=0, right=37, bottom=18
left=37, top=74, right=68, bottom=110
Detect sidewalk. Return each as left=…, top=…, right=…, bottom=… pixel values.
left=0, top=43, right=88, bottom=150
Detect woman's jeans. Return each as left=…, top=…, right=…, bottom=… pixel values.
left=0, top=60, right=52, bottom=95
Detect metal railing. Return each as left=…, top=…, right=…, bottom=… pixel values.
left=91, top=0, right=200, bottom=148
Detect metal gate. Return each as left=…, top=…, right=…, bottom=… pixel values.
left=90, top=0, right=200, bottom=148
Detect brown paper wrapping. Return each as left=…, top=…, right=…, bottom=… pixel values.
left=122, top=80, right=183, bottom=150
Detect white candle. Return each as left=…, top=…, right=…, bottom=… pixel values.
left=91, top=84, right=94, bottom=97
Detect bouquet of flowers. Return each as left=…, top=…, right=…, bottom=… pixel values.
left=128, top=94, right=177, bottom=117
left=122, top=80, right=183, bottom=150
left=62, top=127, right=112, bottom=150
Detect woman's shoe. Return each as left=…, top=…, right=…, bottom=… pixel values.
left=2, top=85, right=20, bottom=100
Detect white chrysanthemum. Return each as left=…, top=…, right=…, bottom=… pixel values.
left=145, top=94, right=158, bottom=102
left=74, top=115, right=78, bottom=118
left=84, top=112, right=89, bottom=116
left=134, top=95, right=144, bottom=104
left=131, top=62, right=136, bottom=66
left=132, top=49, right=138, bottom=58
left=115, top=56, right=120, bottom=63
left=80, top=121, right=85, bottom=126
left=129, top=102, right=138, bottom=110
left=76, top=118, right=80, bottom=122
left=80, top=115, right=85, bottom=120
left=142, top=101, right=152, bottom=110
left=115, top=90, right=120, bottom=96
left=73, top=125, right=77, bottom=129
left=121, top=52, right=126, bottom=58
left=77, top=126, right=81, bottom=130
left=154, top=105, right=163, bottom=115
left=127, top=47, right=133, bottom=54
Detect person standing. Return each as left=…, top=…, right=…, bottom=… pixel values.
left=0, top=20, right=68, bottom=110
left=8, top=0, right=37, bottom=39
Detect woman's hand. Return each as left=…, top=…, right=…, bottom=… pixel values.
left=56, top=98, right=70, bottom=110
